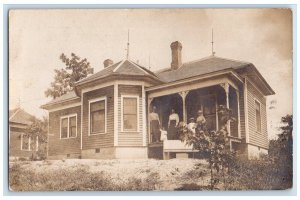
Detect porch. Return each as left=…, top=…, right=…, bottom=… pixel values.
left=147, top=82, right=243, bottom=159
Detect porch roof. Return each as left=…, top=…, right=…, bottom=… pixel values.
left=155, top=56, right=275, bottom=96
left=156, top=56, right=250, bottom=83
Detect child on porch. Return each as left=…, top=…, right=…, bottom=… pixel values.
left=160, top=127, right=168, bottom=141
left=196, top=110, right=206, bottom=131
left=187, top=117, right=196, bottom=134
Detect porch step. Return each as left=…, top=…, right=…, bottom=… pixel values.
left=163, top=140, right=198, bottom=152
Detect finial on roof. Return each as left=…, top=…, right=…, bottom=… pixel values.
left=17, top=96, right=21, bottom=109
left=211, top=29, right=216, bottom=56
left=148, top=55, right=151, bottom=70
left=125, top=29, right=130, bottom=59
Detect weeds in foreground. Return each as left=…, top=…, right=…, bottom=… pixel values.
left=9, top=163, right=162, bottom=191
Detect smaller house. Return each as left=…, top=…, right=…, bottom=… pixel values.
left=9, top=108, right=39, bottom=160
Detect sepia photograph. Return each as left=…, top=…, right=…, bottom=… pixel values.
left=8, top=8, right=293, bottom=192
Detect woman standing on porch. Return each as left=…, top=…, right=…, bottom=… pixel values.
left=168, top=109, right=179, bottom=140
left=150, top=106, right=161, bottom=142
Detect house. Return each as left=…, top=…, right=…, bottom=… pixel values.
left=41, top=41, right=275, bottom=160
left=9, top=108, right=39, bottom=160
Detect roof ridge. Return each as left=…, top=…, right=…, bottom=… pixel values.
left=182, top=55, right=215, bottom=66
left=182, top=55, right=251, bottom=67
left=9, top=108, right=20, bottom=120
left=76, top=61, right=121, bottom=84
left=127, top=60, right=152, bottom=75
left=154, top=67, right=170, bottom=74
left=112, top=60, right=126, bottom=72
left=212, top=55, right=251, bottom=64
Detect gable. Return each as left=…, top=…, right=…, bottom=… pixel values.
left=9, top=108, right=35, bottom=125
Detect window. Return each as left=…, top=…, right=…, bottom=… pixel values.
left=89, top=98, right=106, bottom=134
left=69, top=116, right=77, bottom=137
left=255, top=100, right=261, bottom=133
left=60, top=114, right=77, bottom=139
left=21, top=134, right=30, bottom=151
left=122, top=96, right=138, bottom=132
left=61, top=118, right=68, bottom=138
left=21, top=134, right=38, bottom=151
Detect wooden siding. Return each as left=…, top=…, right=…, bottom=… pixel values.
left=239, top=89, right=246, bottom=138
left=48, top=106, right=81, bottom=156
left=82, top=86, right=114, bottom=149
left=118, top=85, right=143, bottom=146
left=246, top=80, right=268, bottom=149
left=9, top=130, right=35, bottom=158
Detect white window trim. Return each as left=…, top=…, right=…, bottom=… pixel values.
left=121, top=95, right=140, bottom=133
left=60, top=114, right=78, bottom=139
left=88, top=96, right=107, bottom=135
left=254, top=98, right=262, bottom=134
left=21, top=134, right=39, bottom=151
left=20, top=133, right=32, bottom=151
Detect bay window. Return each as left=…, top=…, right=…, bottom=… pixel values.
left=122, top=96, right=138, bottom=132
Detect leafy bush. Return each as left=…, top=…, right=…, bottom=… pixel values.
left=226, top=115, right=293, bottom=190
left=226, top=156, right=292, bottom=190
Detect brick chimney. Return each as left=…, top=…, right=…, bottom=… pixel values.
left=103, top=59, right=113, bottom=68
left=170, top=41, right=182, bottom=70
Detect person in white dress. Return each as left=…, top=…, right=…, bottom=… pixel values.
left=187, top=117, right=196, bottom=134
left=168, top=109, right=179, bottom=140
left=196, top=110, right=206, bottom=130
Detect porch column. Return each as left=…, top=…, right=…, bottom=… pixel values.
left=148, top=97, right=154, bottom=143
left=220, top=83, right=230, bottom=135
left=179, top=91, right=189, bottom=123
left=236, top=90, right=241, bottom=138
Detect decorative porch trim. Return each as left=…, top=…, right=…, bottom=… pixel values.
left=147, top=77, right=229, bottom=98
left=178, top=91, right=190, bottom=123
left=220, top=82, right=231, bottom=135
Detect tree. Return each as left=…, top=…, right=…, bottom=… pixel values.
left=178, top=105, right=236, bottom=189
left=269, top=115, right=293, bottom=158
left=24, top=116, right=48, bottom=160
left=45, top=53, right=94, bottom=99
left=268, top=114, right=293, bottom=188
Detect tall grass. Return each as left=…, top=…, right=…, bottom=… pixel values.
left=9, top=162, right=161, bottom=191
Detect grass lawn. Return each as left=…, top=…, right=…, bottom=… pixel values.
left=9, top=159, right=210, bottom=191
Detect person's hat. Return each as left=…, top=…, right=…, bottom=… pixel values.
left=189, top=117, right=195, bottom=121
left=198, top=110, right=203, bottom=114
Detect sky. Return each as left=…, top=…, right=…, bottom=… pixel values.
left=9, top=8, right=293, bottom=138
